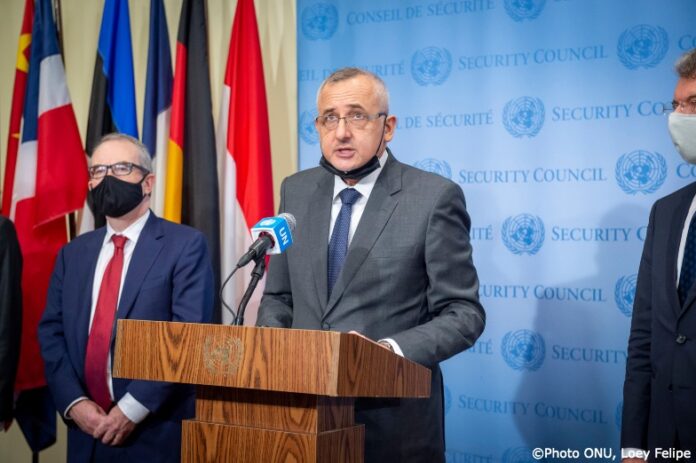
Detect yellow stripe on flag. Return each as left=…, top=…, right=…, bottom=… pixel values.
left=16, top=33, right=31, bottom=72
left=164, top=139, right=183, bottom=223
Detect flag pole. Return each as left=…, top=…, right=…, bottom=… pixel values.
left=52, top=0, right=78, bottom=240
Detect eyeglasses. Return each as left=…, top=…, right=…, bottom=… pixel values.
left=89, top=162, right=149, bottom=179
left=663, top=99, right=696, bottom=115
left=315, top=112, right=386, bottom=130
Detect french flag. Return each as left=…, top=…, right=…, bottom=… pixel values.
left=6, top=0, right=87, bottom=451
left=142, top=0, right=173, bottom=216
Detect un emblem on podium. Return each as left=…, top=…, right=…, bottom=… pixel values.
left=203, top=335, right=244, bottom=376
left=301, top=3, right=338, bottom=40
left=502, top=214, right=545, bottom=255
left=501, top=329, right=546, bottom=371
left=617, top=24, right=669, bottom=70
left=615, top=150, right=666, bottom=195
left=503, top=96, right=545, bottom=138
left=411, top=47, right=452, bottom=86
left=615, top=274, right=637, bottom=317
left=299, top=110, right=319, bottom=145
left=414, top=158, right=452, bottom=179
left=504, top=0, right=545, bottom=22
left=502, top=447, right=535, bottom=463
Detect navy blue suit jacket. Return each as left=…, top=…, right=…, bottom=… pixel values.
left=623, top=182, right=696, bottom=455
left=39, top=213, right=213, bottom=462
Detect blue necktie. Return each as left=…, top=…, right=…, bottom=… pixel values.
left=679, top=213, right=696, bottom=306
left=328, top=188, right=362, bottom=294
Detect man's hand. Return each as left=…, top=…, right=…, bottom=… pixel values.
left=93, top=405, right=136, bottom=446
left=68, top=400, right=107, bottom=436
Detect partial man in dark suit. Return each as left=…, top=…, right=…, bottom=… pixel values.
left=38, top=133, right=214, bottom=462
left=623, top=48, right=696, bottom=462
left=0, top=216, right=22, bottom=431
left=257, top=67, right=485, bottom=462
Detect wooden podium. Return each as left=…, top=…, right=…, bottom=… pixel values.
left=113, top=320, right=431, bottom=463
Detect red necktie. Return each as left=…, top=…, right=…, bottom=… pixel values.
left=84, top=234, right=127, bottom=411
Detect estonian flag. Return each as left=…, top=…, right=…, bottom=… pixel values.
left=79, top=0, right=138, bottom=232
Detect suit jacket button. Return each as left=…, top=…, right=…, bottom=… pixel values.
left=668, top=384, right=673, bottom=392
left=322, top=322, right=330, bottom=330
left=676, top=334, right=687, bottom=344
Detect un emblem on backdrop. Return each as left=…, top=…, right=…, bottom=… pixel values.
left=301, top=3, right=338, bottom=40
left=615, top=150, right=667, bottom=195
left=502, top=447, right=535, bottom=463
left=502, top=214, right=545, bottom=255
left=503, top=97, right=545, bottom=138
left=414, top=158, right=452, bottom=179
left=617, top=24, right=669, bottom=70
left=504, top=0, right=545, bottom=22
left=501, top=329, right=546, bottom=371
left=411, top=47, right=452, bottom=86
left=299, top=110, right=319, bottom=145
left=614, top=274, right=637, bottom=317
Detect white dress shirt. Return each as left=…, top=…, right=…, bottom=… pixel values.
left=65, top=210, right=151, bottom=423
left=328, top=151, right=404, bottom=356
left=676, top=192, right=696, bottom=283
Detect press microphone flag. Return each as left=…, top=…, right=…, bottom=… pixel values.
left=236, top=213, right=295, bottom=267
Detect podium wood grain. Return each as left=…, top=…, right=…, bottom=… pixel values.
left=113, top=320, right=431, bottom=462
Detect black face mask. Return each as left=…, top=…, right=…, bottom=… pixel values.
left=319, top=155, right=380, bottom=181
left=89, top=175, right=146, bottom=218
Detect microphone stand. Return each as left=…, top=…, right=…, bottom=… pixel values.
left=233, top=256, right=266, bottom=326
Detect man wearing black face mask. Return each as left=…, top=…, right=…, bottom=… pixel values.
left=38, top=133, right=214, bottom=463
left=257, top=68, right=485, bottom=462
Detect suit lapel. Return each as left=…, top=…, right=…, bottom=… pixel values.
left=116, top=213, right=164, bottom=321
left=77, top=228, right=107, bottom=358
left=309, top=173, right=334, bottom=309
left=323, top=155, right=402, bottom=318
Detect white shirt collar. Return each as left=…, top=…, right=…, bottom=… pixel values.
left=103, top=210, right=151, bottom=247
left=332, top=150, right=389, bottom=200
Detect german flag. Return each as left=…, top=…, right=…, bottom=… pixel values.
left=166, top=0, right=221, bottom=320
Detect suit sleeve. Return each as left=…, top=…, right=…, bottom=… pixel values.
left=39, top=247, right=90, bottom=414
left=621, top=203, right=655, bottom=449
left=257, top=179, right=295, bottom=328
left=125, top=231, right=214, bottom=413
left=0, top=218, right=22, bottom=421
left=389, top=183, right=486, bottom=367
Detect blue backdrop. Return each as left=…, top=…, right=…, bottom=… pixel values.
left=297, top=1, right=696, bottom=461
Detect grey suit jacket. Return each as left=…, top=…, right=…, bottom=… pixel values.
left=258, top=153, right=485, bottom=462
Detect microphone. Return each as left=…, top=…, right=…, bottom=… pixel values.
left=236, top=213, right=296, bottom=267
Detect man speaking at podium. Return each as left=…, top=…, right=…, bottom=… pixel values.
left=39, top=134, right=213, bottom=462
left=257, top=68, right=485, bottom=462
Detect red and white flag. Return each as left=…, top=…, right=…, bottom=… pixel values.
left=217, top=0, right=274, bottom=324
